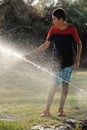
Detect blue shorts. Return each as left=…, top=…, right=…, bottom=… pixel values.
left=53, top=66, right=73, bottom=85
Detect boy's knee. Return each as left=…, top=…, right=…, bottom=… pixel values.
left=62, top=81, right=69, bottom=87
left=51, top=84, right=57, bottom=89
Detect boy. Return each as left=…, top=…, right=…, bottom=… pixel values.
left=24, top=8, right=82, bottom=116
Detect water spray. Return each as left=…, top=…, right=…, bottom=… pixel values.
left=23, top=57, right=87, bottom=95
left=0, top=44, right=87, bottom=95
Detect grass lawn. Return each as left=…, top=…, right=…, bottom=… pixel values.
left=0, top=60, right=87, bottom=130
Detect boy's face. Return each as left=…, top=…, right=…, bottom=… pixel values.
left=52, top=15, right=62, bottom=26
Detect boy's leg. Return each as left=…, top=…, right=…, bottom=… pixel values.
left=58, top=66, right=73, bottom=116
left=45, top=84, right=57, bottom=111
left=40, top=84, right=57, bottom=116
left=58, top=81, right=69, bottom=115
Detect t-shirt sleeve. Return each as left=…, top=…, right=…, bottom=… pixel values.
left=72, top=25, right=80, bottom=44
left=46, top=26, right=54, bottom=41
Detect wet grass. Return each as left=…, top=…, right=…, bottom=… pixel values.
left=0, top=61, right=87, bottom=129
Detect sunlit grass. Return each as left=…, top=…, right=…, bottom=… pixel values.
left=0, top=62, right=87, bottom=129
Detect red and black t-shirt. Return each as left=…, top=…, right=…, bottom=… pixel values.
left=46, top=24, right=80, bottom=68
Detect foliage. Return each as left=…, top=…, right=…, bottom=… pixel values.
left=0, top=0, right=87, bottom=58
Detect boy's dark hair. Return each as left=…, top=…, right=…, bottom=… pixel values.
left=52, top=8, right=66, bottom=21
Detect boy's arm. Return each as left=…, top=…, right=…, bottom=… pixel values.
left=74, top=40, right=82, bottom=69
left=24, top=40, right=51, bottom=59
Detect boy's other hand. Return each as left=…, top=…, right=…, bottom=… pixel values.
left=74, top=60, right=80, bottom=69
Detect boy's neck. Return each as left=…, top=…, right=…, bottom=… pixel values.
left=58, top=21, right=68, bottom=30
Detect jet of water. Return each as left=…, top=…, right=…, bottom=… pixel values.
left=0, top=44, right=87, bottom=95
left=0, top=44, right=22, bottom=59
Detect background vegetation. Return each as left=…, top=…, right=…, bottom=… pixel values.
left=0, top=0, right=87, bottom=63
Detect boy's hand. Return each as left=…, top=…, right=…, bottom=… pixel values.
left=24, top=53, right=33, bottom=59
left=74, top=60, right=80, bottom=69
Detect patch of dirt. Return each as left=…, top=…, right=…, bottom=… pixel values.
left=0, top=113, right=20, bottom=121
